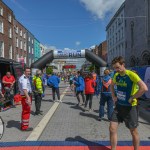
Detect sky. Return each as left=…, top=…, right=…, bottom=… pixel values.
left=3, top=0, right=125, bottom=51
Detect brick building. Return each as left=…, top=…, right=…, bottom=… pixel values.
left=0, top=0, right=14, bottom=59
left=98, top=41, right=107, bottom=62
left=13, top=19, right=27, bottom=64
left=92, top=41, right=107, bottom=62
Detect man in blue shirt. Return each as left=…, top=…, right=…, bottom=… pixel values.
left=74, top=71, right=85, bottom=106
left=47, top=73, right=61, bottom=102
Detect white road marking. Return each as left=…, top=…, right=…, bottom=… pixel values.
left=26, top=87, right=68, bottom=141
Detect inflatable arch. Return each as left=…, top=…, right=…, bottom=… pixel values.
left=31, top=49, right=107, bottom=69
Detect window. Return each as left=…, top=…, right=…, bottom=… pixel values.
left=0, top=7, right=3, bottom=16
left=32, top=48, right=33, bottom=54
left=9, top=45, right=12, bottom=59
left=118, top=30, right=120, bottom=41
left=29, top=46, right=30, bottom=53
left=28, top=37, right=30, bottom=41
left=8, top=14, right=12, bottom=22
left=24, top=42, right=26, bottom=51
left=121, top=14, right=123, bottom=23
left=16, top=54, right=19, bottom=61
left=24, top=56, right=26, bottom=63
left=109, top=28, right=111, bottom=36
left=24, top=33, right=26, bottom=39
left=32, top=39, right=33, bottom=44
left=16, top=38, right=19, bottom=47
left=112, top=36, right=114, bottom=45
left=0, top=41, right=4, bottom=57
left=9, top=27, right=12, bottom=38
left=121, top=27, right=124, bottom=39
left=16, top=26, right=18, bottom=33
left=20, top=29, right=22, bottom=36
left=29, top=58, right=32, bottom=66
left=0, top=21, right=4, bottom=33
left=20, top=40, right=22, bottom=49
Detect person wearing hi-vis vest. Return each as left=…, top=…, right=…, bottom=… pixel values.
left=18, top=67, right=32, bottom=131
left=33, top=69, right=44, bottom=115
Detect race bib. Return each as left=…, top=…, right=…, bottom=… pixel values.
left=117, top=91, right=126, bottom=101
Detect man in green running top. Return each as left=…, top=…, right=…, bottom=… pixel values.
left=109, top=56, right=148, bottom=150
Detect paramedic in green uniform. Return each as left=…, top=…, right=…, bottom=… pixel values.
left=110, top=56, right=148, bottom=150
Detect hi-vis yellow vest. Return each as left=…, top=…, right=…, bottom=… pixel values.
left=33, top=76, right=43, bottom=94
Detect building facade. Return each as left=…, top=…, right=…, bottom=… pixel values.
left=27, top=31, right=34, bottom=67
left=125, top=0, right=150, bottom=67
left=34, top=38, right=40, bottom=61
left=40, top=43, right=46, bottom=57
left=98, top=41, right=107, bottom=62
left=13, top=19, right=27, bottom=64
left=0, top=1, right=14, bottom=59
left=106, top=2, right=125, bottom=67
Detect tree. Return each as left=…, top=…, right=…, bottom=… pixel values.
left=88, top=64, right=95, bottom=72
left=46, top=66, right=53, bottom=75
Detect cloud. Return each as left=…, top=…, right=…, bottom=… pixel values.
left=64, top=48, right=71, bottom=51
left=44, top=45, right=57, bottom=52
left=10, top=0, right=29, bottom=12
left=89, top=45, right=96, bottom=50
left=75, top=41, right=81, bottom=46
left=80, top=0, right=125, bottom=19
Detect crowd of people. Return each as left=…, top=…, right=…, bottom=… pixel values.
left=0, top=56, right=148, bottom=150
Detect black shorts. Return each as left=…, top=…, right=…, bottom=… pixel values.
left=110, top=104, right=139, bottom=129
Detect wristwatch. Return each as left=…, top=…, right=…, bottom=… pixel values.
left=128, top=97, right=133, bottom=103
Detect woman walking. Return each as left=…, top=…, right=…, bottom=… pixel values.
left=84, top=73, right=96, bottom=111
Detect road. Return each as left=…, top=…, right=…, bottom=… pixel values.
left=0, top=82, right=150, bottom=150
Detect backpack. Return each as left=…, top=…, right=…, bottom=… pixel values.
left=102, top=79, right=111, bottom=92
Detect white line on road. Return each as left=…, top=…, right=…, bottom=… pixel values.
left=26, top=87, right=69, bottom=141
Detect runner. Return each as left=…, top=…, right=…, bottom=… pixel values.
left=110, top=56, right=148, bottom=150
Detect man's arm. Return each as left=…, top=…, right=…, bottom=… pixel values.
left=23, top=89, right=31, bottom=105
left=2, top=78, right=12, bottom=84
left=12, top=76, right=16, bottom=84
left=110, top=80, right=117, bottom=103
left=131, top=80, right=148, bottom=99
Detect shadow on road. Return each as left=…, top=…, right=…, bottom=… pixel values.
left=6, top=120, right=20, bottom=129
left=93, top=109, right=99, bottom=113
left=138, top=121, right=150, bottom=125
left=65, top=136, right=110, bottom=150
left=63, top=102, right=75, bottom=105
left=79, top=112, right=98, bottom=120
left=70, top=105, right=85, bottom=111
